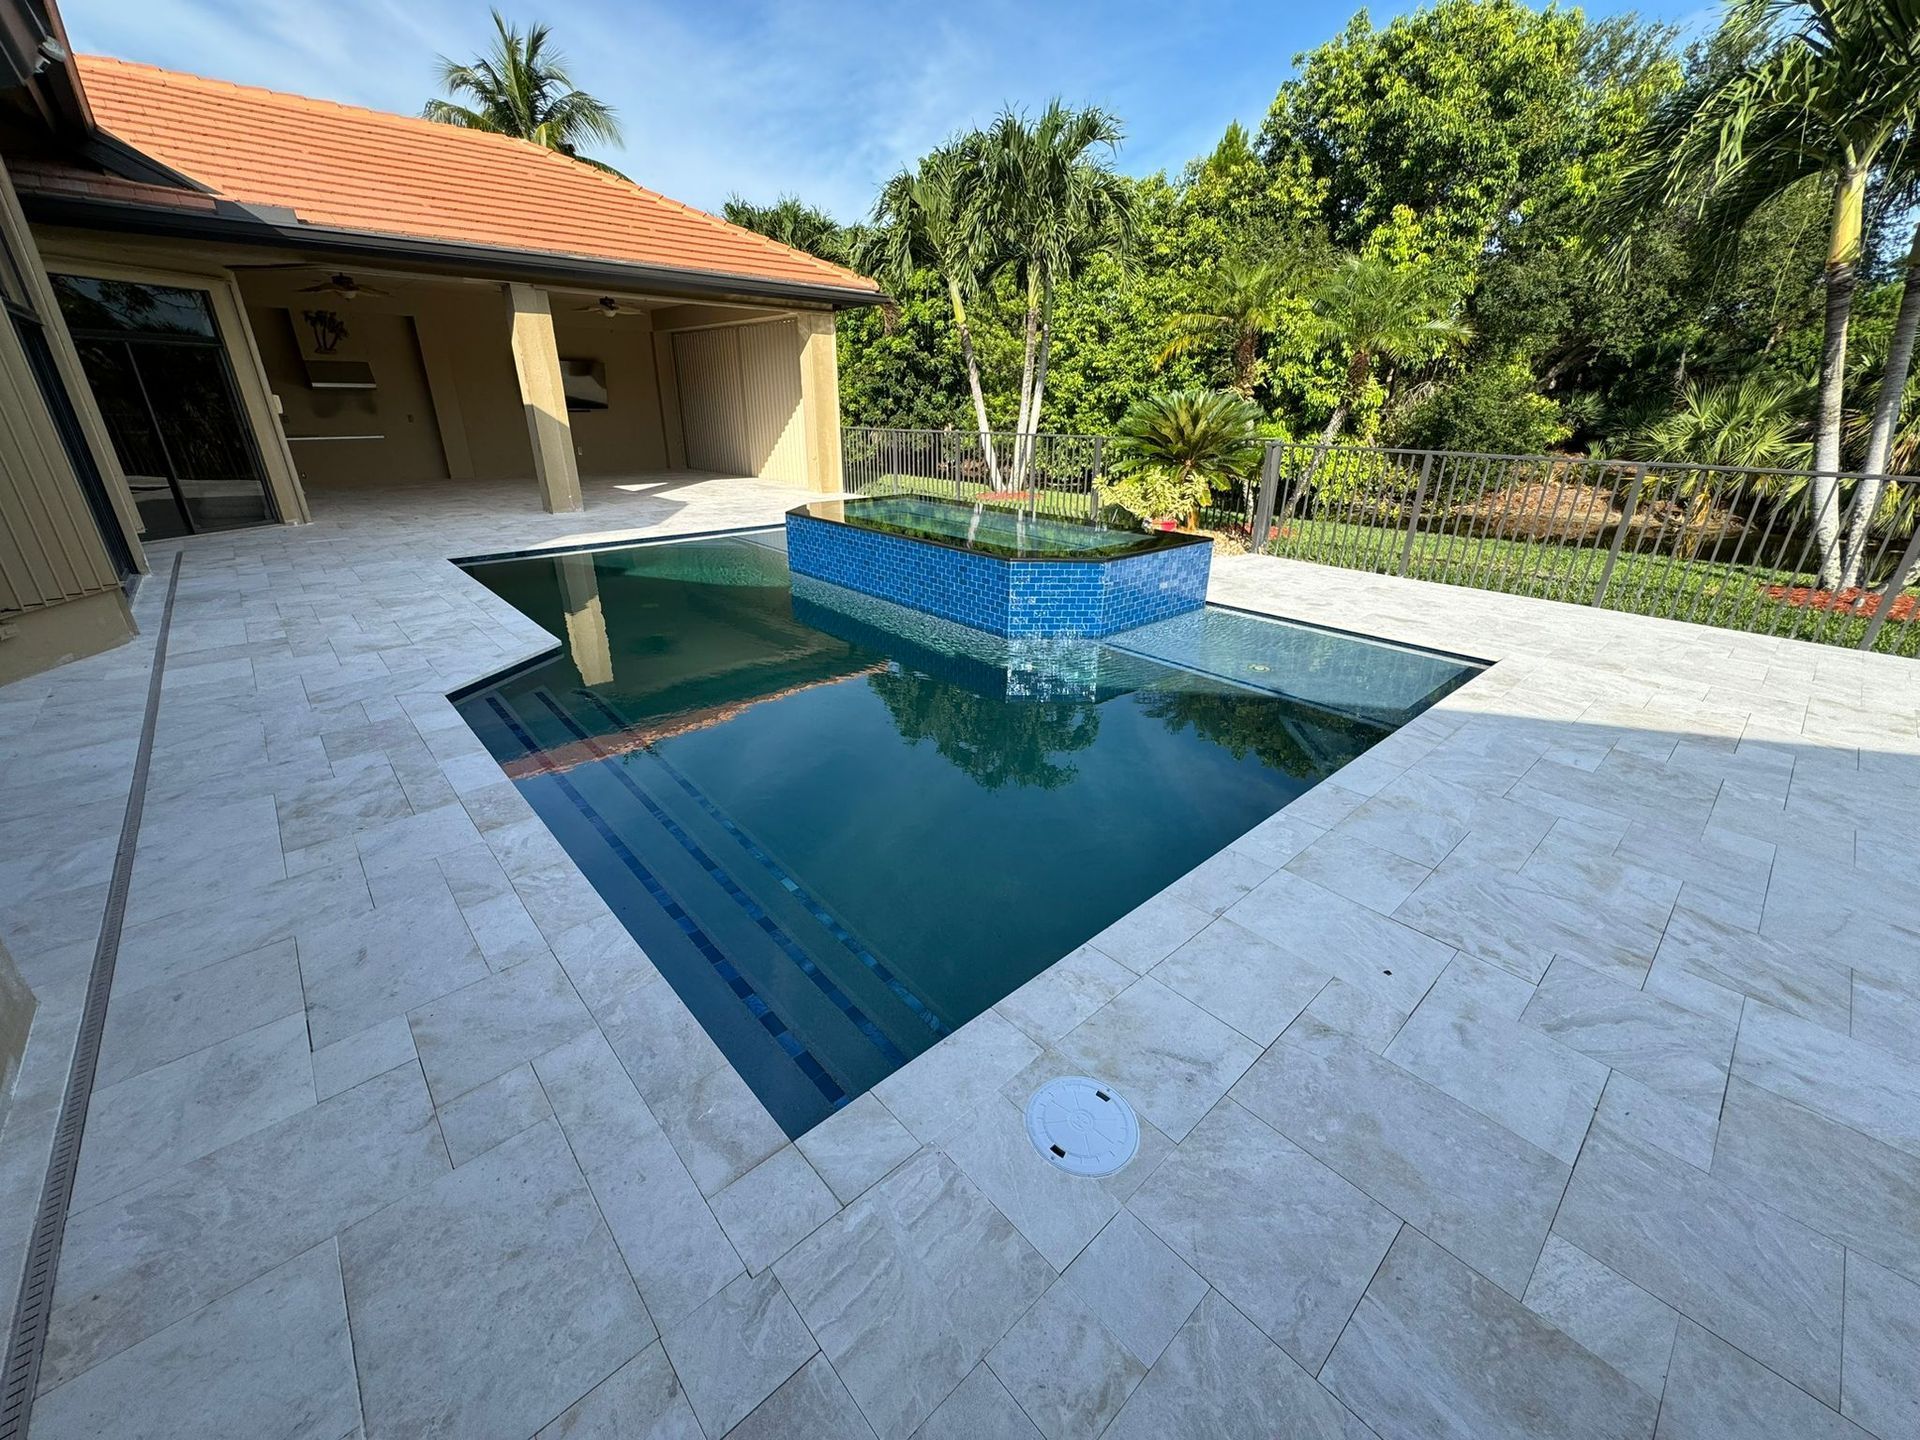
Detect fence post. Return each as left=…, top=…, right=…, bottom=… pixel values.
left=1591, top=463, right=1647, bottom=608
left=1398, top=452, right=1434, bottom=577
left=1250, top=443, right=1281, bottom=555
left=1858, top=515, right=1920, bottom=651
left=1089, top=436, right=1104, bottom=525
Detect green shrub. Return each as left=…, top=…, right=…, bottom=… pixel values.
left=1395, top=361, right=1569, bottom=456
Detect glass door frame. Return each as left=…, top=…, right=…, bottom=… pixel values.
left=57, top=280, right=281, bottom=538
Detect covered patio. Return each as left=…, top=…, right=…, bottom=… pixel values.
left=2, top=47, right=872, bottom=598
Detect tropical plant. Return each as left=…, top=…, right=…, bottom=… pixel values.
left=1309, top=255, right=1472, bottom=445
left=1640, top=374, right=1809, bottom=470
left=1608, top=0, right=1920, bottom=586
left=423, top=10, right=622, bottom=171
left=722, top=194, right=851, bottom=264
left=1155, top=254, right=1302, bottom=397
left=1639, top=375, right=1809, bottom=552
left=974, top=101, right=1137, bottom=487
left=858, top=148, right=1003, bottom=484
left=1102, top=389, right=1263, bottom=526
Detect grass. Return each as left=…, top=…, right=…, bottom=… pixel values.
left=1263, top=515, right=1920, bottom=656
left=846, top=473, right=1920, bottom=658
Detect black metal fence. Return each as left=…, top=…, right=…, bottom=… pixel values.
left=840, top=427, right=1108, bottom=525
left=1245, top=443, right=1920, bottom=657
left=839, top=427, right=1920, bottom=658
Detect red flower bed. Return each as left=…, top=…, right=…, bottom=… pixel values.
left=1762, top=585, right=1919, bottom=622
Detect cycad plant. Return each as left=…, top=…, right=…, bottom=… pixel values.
left=1103, top=389, right=1264, bottom=528
left=1156, top=255, right=1299, bottom=398
left=1609, top=0, right=1920, bottom=587
left=423, top=10, right=623, bottom=172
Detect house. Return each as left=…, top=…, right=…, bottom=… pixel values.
left=0, top=0, right=880, bottom=684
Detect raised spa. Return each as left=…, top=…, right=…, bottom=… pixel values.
left=785, top=494, right=1211, bottom=637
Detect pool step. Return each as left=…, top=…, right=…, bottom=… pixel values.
left=475, top=685, right=943, bottom=1136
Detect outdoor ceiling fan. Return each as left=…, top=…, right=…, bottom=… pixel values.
left=581, top=295, right=647, bottom=318
left=296, top=272, right=391, bottom=301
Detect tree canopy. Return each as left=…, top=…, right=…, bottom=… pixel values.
left=717, top=0, right=1919, bottom=498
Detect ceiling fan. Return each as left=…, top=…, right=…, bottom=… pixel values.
left=580, top=295, right=647, bottom=318
left=296, top=273, right=391, bottom=301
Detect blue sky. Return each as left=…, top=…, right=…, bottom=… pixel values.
left=66, top=0, right=1718, bottom=222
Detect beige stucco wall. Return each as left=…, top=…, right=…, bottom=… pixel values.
left=24, top=222, right=851, bottom=529
left=247, top=304, right=449, bottom=487
left=239, top=274, right=682, bottom=491
left=239, top=271, right=530, bottom=489
left=551, top=310, right=670, bottom=477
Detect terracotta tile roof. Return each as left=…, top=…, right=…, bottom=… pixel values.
left=56, top=55, right=879, bottom=299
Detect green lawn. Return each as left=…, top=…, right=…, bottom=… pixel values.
left=1263, top=515, right=1920, bottom=657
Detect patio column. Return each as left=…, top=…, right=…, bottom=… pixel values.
left=504, top=283, right=582, bottom=513
left=795, top=310, right=843, bottom=493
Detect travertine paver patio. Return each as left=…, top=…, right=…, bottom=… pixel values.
left=1, top=469, right=1918, bottom=1439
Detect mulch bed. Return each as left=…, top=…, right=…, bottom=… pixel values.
left=1762, top=585, right=1918, bottom=622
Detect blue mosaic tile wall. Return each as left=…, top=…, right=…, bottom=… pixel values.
left=786, top=511, right=1209, bottom=638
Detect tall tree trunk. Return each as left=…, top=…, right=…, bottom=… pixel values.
left=1025, top=278, right=1056, bottom=491
left=1840, top=217, right=1920, bottom=590
left=1233, top=330, right=1256, bottom=398
left=1011, top=268, right=1042, bottom=491
left=1810, top=167, right=1864, bottom=591
left=947, top=278, right=1001, bottom=490
left=1278, top=397, right=1354, bottom=523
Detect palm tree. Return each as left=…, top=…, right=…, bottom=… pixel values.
left=1641, top=374, right=1809, bottom=470
left=1103, top=389, right=1264, bottom=528
left=974, top=102, right=1136, bottom=488
left=1841, top=214, right=1920, bottom=586
left=423, top=11, right=623, bottom=172
left=1156, top=255, right=1298, bottom=398
left=1609, top=0, right=1920, bottom=587
left=857, top=147, right=1001, bottom=485
left=723, top=194, right=851, bottom=265
left=1309, top=255, right=1470, bottom=446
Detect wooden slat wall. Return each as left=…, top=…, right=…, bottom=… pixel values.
left=738, top=319, right=804, bottom=486
left=673, top=326, right=749, bottom=475
left=0, top=157, right=124, bottom=619
left=0, top=312, right=121, bottom=619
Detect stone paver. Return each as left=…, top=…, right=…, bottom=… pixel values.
left=4, top=474, right=1918, bottom=1439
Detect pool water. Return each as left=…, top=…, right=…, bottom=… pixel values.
left=791, top=494, right=1205, bottom=560
left=456, top=532, right=1478, bottom=1137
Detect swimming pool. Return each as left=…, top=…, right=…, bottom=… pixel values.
left=456, top=530, right=1479, bottom=1137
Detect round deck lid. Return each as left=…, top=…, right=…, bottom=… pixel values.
left=1024, top=1076, right=1140, bottom=1177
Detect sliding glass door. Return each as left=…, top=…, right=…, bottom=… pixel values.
left=53, top=275, right=275, bottom=539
